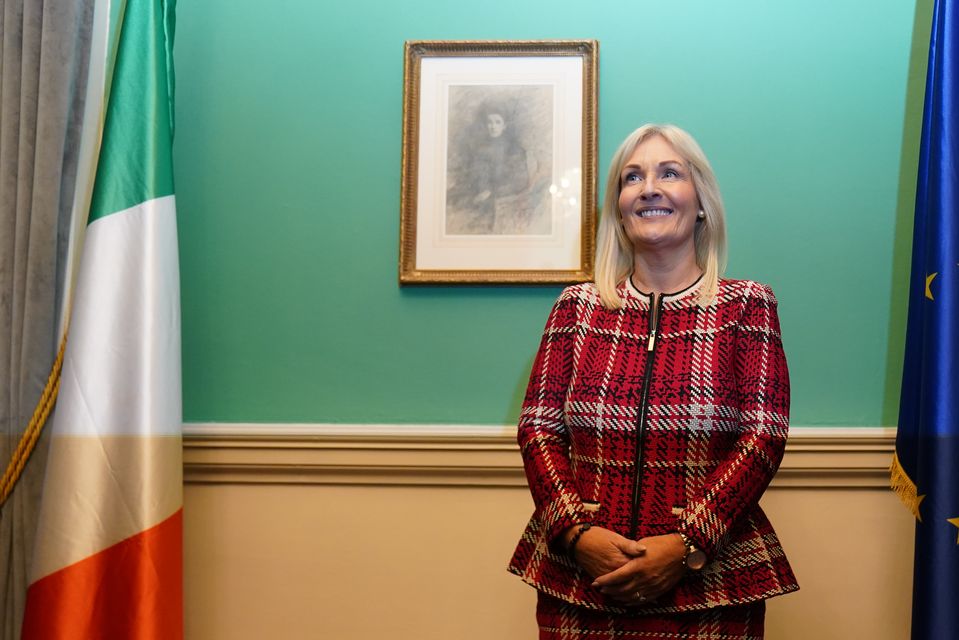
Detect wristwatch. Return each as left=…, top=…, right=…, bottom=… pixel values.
left=677, top=532, right=707, bottom=571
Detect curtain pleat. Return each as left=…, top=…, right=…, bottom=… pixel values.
left=0, top=0, right=93, bottom=636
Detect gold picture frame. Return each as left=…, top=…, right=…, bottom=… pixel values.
left=399, top=40, right=598, bottom=284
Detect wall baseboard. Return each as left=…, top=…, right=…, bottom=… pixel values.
left=183, top=423, right=896, bottom=489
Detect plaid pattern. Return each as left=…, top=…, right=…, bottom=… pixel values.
left=508, top=278, right=798, bottom=614
left=536, top=591, right=766, bottom=639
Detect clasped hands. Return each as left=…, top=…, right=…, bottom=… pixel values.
left=562, top=525, right=687, bottom=605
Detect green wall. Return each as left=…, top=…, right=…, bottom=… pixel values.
left=173, top=0, right=930, bottom=426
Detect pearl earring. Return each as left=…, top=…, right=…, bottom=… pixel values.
left=697, top=210, right=706, bottom=219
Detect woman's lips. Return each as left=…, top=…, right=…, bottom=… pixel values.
left=633, top=208, right=673, bottom=218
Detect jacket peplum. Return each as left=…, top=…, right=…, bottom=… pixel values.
left=507, top=277, right=799, bottom=613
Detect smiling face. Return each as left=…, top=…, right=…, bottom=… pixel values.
left=618, top=134, right=701, bottom=257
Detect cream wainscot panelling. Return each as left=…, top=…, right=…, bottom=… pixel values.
left=183, top=425, right=913, bottom=640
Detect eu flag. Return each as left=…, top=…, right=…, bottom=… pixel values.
left=892, top=0, right=959, bottom=636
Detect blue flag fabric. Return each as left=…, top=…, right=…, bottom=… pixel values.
left=893, top=0, right=959, bottom=637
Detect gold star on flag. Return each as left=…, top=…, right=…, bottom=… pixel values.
left=949, top=518, right=959, bottom=544
left=925, top=272, right=938, bottom=300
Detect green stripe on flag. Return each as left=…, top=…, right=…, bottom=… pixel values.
left=89, top=0, right=176, bottom=223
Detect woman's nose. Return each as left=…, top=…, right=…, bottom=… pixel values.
left=640, top=179, right=661, bottom=199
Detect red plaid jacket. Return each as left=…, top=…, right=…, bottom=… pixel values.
left=508, top=277, right=798, bottom=613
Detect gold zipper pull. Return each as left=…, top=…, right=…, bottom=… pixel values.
left=648, top=294, right=659, bottom=352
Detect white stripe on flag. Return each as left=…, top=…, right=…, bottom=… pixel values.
left=55, top=194, right=181, bottom=437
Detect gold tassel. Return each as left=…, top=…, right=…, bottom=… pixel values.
left=890, top=452, right=922, bottom=521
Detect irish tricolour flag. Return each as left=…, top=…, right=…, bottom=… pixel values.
left=21, top=0, right=182, bottom=637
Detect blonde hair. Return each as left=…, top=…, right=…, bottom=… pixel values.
left=594, top=124, right=727, bottom=309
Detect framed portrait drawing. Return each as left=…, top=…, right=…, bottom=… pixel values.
left=400, top=40, right=598, bottom=284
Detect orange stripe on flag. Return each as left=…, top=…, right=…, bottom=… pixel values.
left=21, top=509, right=183, bottom=640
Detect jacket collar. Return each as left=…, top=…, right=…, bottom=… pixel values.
left=621, top=273, right=705, bottom=305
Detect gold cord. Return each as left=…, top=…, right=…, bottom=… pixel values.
left=0, top=332, right=67, bottom=507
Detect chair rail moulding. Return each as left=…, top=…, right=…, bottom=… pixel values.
left=182, top=424, right=896, bottom=489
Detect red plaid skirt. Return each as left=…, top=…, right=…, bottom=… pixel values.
left=536, top=592, right=765, bottom=639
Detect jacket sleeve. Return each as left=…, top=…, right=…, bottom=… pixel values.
left=676, top=283, right=790, bottom=557
left=517, top=288, right=588, bottom=547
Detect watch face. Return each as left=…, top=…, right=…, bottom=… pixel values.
left=686, top=549, right=707, bottom=571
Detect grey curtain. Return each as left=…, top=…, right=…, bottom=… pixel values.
left=0, top=0, right=93, bottom=636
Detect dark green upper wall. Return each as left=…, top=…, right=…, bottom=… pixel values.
left=173, top=0, right=929, bottom=426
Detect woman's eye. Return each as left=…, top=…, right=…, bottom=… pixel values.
left=663, top=169, right=679, bottom=179
left=623, top=173, right=640, bottom=185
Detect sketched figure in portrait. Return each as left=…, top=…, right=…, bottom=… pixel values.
left=469, top=108, right=531, bottom=232
left=445, top=89, right=552, bottom=235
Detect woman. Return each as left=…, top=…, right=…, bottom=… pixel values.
left=471, top=111, right=530, bottom=206
left=468, top=108, right=536, bottom=234
left=508, top=124, right=798, bottom=639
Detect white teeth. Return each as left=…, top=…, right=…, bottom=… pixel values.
left=638, top=208, right=672, bottom=218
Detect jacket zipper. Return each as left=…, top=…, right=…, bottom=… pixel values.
left=629, top=293, right=664, bottom=539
